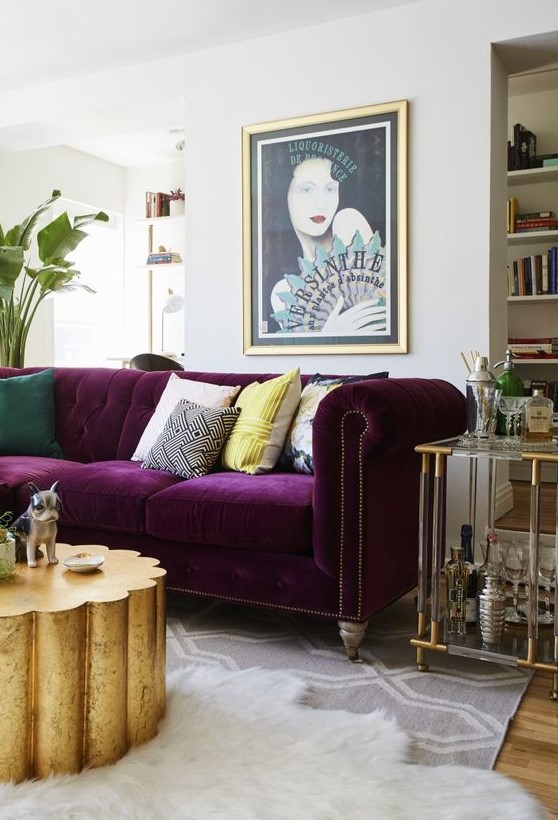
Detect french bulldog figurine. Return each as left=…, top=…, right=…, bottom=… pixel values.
left=14, top=481, right=61, bottom=567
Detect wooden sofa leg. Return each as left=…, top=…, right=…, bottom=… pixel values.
left=338, top=620, right=368, bottom=662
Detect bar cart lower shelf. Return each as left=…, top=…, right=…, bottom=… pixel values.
left=410, top=436, right=558, bottom=700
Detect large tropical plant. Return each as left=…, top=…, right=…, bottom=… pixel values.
left=0, top=190, right=108, bottom=367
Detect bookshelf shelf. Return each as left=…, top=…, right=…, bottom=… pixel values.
left=507, top=166, right=558, bottom=186
left=136, top=215, right=185, bottom=226
left=507, top=294, right=558, bottom=303
left=511, top=359, right=558, bottom=366
left=138, top=263, right=185, bottom=270
left=508, top=229, right=558, bottom=244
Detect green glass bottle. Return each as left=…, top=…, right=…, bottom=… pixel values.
left=460, top=524, right=478, bottom=623
left=494, top=350, right=524, bottom=435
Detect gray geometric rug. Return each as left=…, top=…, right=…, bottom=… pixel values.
left=166, top=591, right=532, bottom=771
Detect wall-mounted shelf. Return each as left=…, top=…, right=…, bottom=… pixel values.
left=507, top=294, right=558, bottom=303
left=138, top=263, right=185, bottom=270
left=136, top=214, right=185, bottom=226
left=508, top=230, right=558, bottom=244
left=511, top=359, right=558, bottom=366
left=508, top=166, right=558, bottom=186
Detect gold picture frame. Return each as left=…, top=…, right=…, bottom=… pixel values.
left=242, top=100, right=408, bottom=355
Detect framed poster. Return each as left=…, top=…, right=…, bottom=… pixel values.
left=242, top=100, right=408, bottom=355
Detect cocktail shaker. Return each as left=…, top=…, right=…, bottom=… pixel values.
left=478, top=574, right=506, bottom=644
left=466, top=356, right=501, bottom=438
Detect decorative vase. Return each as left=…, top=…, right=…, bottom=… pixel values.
left=0, top=535, right=16, bottom=580
left=169, top=199, right=185, bottom=216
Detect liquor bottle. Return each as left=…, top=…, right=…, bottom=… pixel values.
left=523, top=387, right=553, bottom=442
left=460, top=524, right=478, bottom=623
left=445, top=546, right=469, bottom=636
left=477, top=532, right=504, bottom=604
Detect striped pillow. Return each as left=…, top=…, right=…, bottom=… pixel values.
left=221, top=368, right=301, bottom=474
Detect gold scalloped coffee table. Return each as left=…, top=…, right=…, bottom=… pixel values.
left=0, top=544, right=166, bottom=783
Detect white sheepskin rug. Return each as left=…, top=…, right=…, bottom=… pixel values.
left=0, top=666, right=547, bottom=820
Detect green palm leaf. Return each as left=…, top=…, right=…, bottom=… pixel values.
left=0, top=191, right=107, bottom=366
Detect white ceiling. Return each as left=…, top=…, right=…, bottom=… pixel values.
left=3, top=2, right=557, bottom=166
left=0, top=0, right=426, bottom=167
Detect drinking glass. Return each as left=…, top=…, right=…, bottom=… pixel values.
left=511, top=396, right=527, bottom=443
left=498, top=397, right=518, bottom=446
left=502, top=541, right=528, bottom=623
left=538, top=546, right=556, bottom=625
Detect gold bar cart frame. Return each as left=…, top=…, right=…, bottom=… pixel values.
left=411, top=439, right=558, bottom=701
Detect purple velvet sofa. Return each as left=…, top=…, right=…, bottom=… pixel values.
left=0, top=366, right=466, bottom=658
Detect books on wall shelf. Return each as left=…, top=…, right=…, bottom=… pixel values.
left=507, top=122, right=558, bottom=172
left=507, top=247, right=558, bottom=296
left=508, top=337, right=558, bottom=358
left=145, top=191, right=170, bottom=218
left=508, top=123, right=537, bottom=171
left=514, top=215, right=558, bottom=233
left=146, top=251, right=183, bottom=265
left=507, top=203, right=558, bottom=235
left=507, top=197, right=518, bottom=233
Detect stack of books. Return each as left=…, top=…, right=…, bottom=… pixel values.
left=507, top=337, right=558, bottom=358
left=146, top=251, right=183, bottom=265
left=514, top=211, right=558, bottom=233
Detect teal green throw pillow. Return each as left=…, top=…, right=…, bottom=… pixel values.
left=0, top=369, right=63, bottom=457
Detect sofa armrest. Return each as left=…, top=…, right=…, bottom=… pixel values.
left=311, top=378, right=466, bottom=619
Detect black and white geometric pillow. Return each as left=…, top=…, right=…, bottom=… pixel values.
left=142, top=399, right=240, bottom=479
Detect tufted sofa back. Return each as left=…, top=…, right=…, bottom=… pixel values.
left=0, top=367, right=320, bottom=464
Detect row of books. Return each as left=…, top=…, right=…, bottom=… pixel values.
left=507, top=200, right=558, bottom=234
left=145, top=191, right=171, bottom=218
left=507, top=247, right=558, bottom=296
left=507, top=123, right=558, bottom=171
left=508, top=337, right=558, bottom=357
left=508, top=123, right=537, bottom=171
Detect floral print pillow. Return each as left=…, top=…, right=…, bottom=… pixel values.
left=281, top=372, right=388, bottom=475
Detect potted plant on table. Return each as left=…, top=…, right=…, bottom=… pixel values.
left=0, top=511, right=16, bottom=580
left=0, top=189, right=108, bottom=367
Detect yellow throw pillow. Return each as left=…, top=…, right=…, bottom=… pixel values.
left=222, top=368, right=301, bottom=474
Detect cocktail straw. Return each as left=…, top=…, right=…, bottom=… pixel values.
left=460, top=352, right=471, bottom=374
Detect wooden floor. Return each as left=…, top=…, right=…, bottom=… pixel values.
left=494, top=481, right=558, bottom=817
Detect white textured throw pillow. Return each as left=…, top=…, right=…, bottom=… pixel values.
left=131, top=373, right=241, bottom=462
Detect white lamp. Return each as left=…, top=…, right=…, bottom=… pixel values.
left=161, top=288, right=185, bottom=354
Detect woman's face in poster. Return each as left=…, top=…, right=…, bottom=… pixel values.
left=287, top=158, right=339, bottom=238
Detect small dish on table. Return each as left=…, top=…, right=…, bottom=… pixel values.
left=62, top=552, right=105, bottom=573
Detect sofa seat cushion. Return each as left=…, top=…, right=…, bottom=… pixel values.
left=146, top=471, right=314, bottom=553
left=57, top=461, right=183, bottom=534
